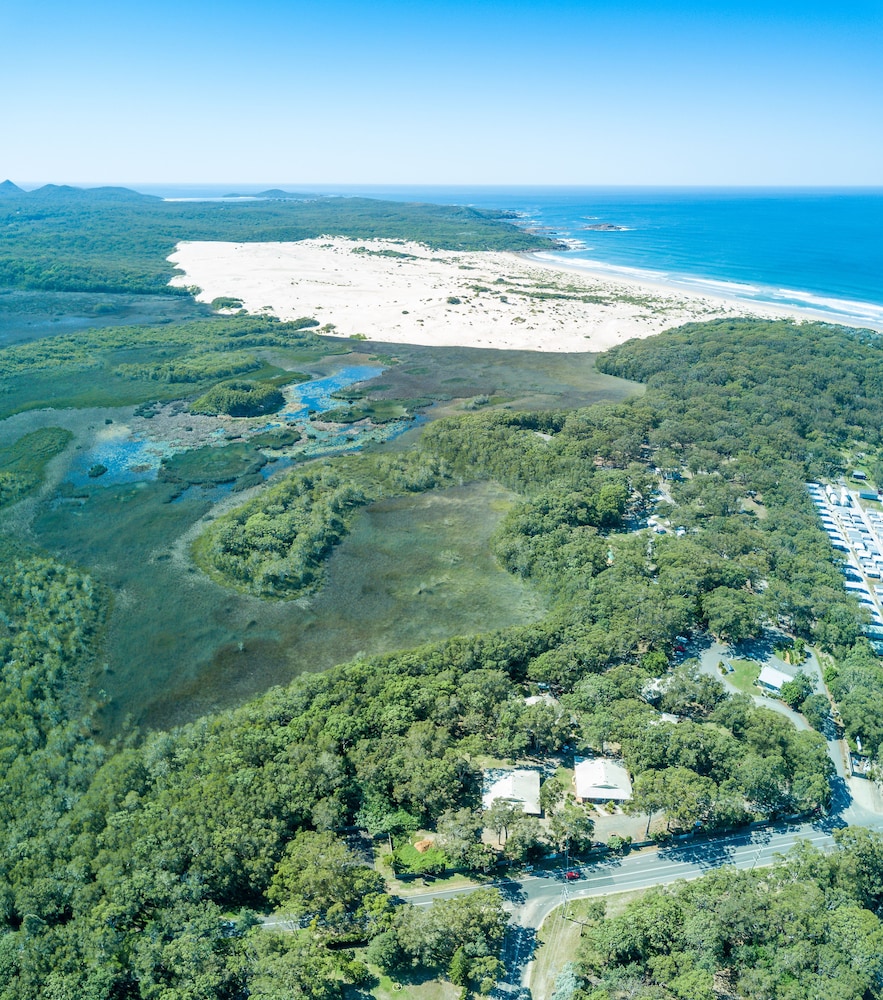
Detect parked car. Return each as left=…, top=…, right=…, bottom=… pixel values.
left=564, top=870, right=581, bottom=881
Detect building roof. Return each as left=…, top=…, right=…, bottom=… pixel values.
left=641, top=677, right=670, bottom=703
left=757, top=664, right=792, bottom=691
left=481, top=769, right=541, bottom=815
left=524, top=693, right=560, bottom=708
left=573, top=756, right=633, bottom=802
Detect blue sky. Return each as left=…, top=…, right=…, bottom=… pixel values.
left=4, top=0, right=881, bottom=185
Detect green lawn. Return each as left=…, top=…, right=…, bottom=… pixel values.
left=728, top=658, right=761, bottom=693
left=345, top=971, right=459, bottom=1000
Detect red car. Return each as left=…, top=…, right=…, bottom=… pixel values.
left=564, top=870, right=581, bottom=881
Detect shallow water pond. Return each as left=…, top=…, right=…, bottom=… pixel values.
left=65, top=363, right=393, bottom=489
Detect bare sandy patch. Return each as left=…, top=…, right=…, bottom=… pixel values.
left=169, top=237, right=816, bottom=353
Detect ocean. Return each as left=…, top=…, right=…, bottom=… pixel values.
left=141, top=185, right=883, bottom=330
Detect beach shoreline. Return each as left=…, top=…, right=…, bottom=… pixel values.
left=525, top=250, right=883, bottom=334
left=168, top=238, right=881, bottom=354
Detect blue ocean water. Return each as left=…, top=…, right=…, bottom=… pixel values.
left=142, top=184, right=883, bottom=328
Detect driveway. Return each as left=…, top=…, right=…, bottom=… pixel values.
left=694, top=635, right=871, bottom=816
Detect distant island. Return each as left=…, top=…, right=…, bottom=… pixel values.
left=582, top=222, right=626, bottom=231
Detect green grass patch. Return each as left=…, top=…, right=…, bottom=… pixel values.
left=119, top=480, right=546, bottom=731
left=345, top=969, right=458, bottom=1000
left=387, top=868, right=481, bottom=898
left=728, top=658, right=761, bottom=693
left=0, top=426, right=72, bottom=509
left=0, top=315, right=328, bottom=419
left=249, top=427, right=303, bottom=450
left=158, top=442, right=267, bottom=486
left=320, top=400, right=413, bottom=424
left=191, top=450, right=455, bottom=600
left=210, top=296, right=244, bottom=310
left=555, top=765, right=575, bottom=787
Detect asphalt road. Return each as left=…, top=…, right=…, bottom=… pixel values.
left=260, top=817, right=862, bottom=933
left=262, top=632, right=883, bottom=994
left=408, top=817, right=867, bottom=925
left=406, top=814, right=883, bottom=996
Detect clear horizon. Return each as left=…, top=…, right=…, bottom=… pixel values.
left=4, top=0, right=882, bottom=186
left=8, top=182, right=883, bottom=193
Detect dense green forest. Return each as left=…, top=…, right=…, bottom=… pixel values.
left=4, top=315, right=883, bottom=996
left=0, top=185, right=553, bottom=296
left=567, top=829, right=883, bottom=1000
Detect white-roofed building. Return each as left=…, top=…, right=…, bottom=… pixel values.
left=573, top=756, right=633, bottom=803
left=524, top=693, right=560, bottom=709
left=482, top=769, right=541, bottom=815
left=757, top=664, right=792, bottom=692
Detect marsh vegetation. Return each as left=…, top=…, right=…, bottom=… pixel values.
left=4, top=181, right=883, bottom=997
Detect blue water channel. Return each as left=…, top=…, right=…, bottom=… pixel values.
left=66, top=364, right=399, bottom=491
left=279, top=364, right=385, bottom=421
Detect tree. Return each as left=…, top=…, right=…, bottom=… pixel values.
left=801, top=692, right=831, bottom=731
left=267, top=831, right=386, bottom=936
left=435, top=808, right=482, bottom=866
left=630, top=770, right=669, bottom=837
left=540, top=776, right=566, bottom=814
left=738, top=754, right=788, bottom=817
left=549, top=799, right=595, bottom=855
left=394, top=887, right=509, bottom=971
left=244, top=931, right=344, bottom=1000
left=779, top=671, right=814, bottom=709
left=702, top=586, right=764, bottom=643
left=503, top=815, right=544, bottom=862
left=657, top=767, right=716, bottom=831
left=660, top=663, right=725, bottom=718
left=484, top=798, right=522, bottom=845
left=832, top=827, right=883, bottom=910
left=581, top=707, right=618, bottom=754
left=357, top=798, right=420, bottom=851
left=366, top=930, right=403, bottom=973
left=550, top=962, right=580, bottom=1000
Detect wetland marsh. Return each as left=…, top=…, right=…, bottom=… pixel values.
left=1, top=321, right=640, bottom=734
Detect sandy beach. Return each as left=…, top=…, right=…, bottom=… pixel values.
left=169, top=237, right=840, bottom=353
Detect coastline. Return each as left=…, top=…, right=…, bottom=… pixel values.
left=169, top=238, right=882, bottom=355
left=527, top=251, right=883, bottom=334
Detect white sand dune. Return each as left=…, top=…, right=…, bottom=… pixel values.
left=169, top=237, right=823, bottom=353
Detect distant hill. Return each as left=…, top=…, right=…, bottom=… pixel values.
left=0, top=183, right=558, bottom=295
left=257, top=189, right=312, bottom=200
left=220, top=189, right=312, bottom=200
left=25, top=184, right=157, bottom=202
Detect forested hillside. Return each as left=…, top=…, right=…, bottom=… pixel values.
left=0, top=185, right=553, bottom=295
left=3, top=318, right=883, bottom=997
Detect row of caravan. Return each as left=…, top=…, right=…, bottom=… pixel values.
left=807, top=483, right=883, bottom=629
